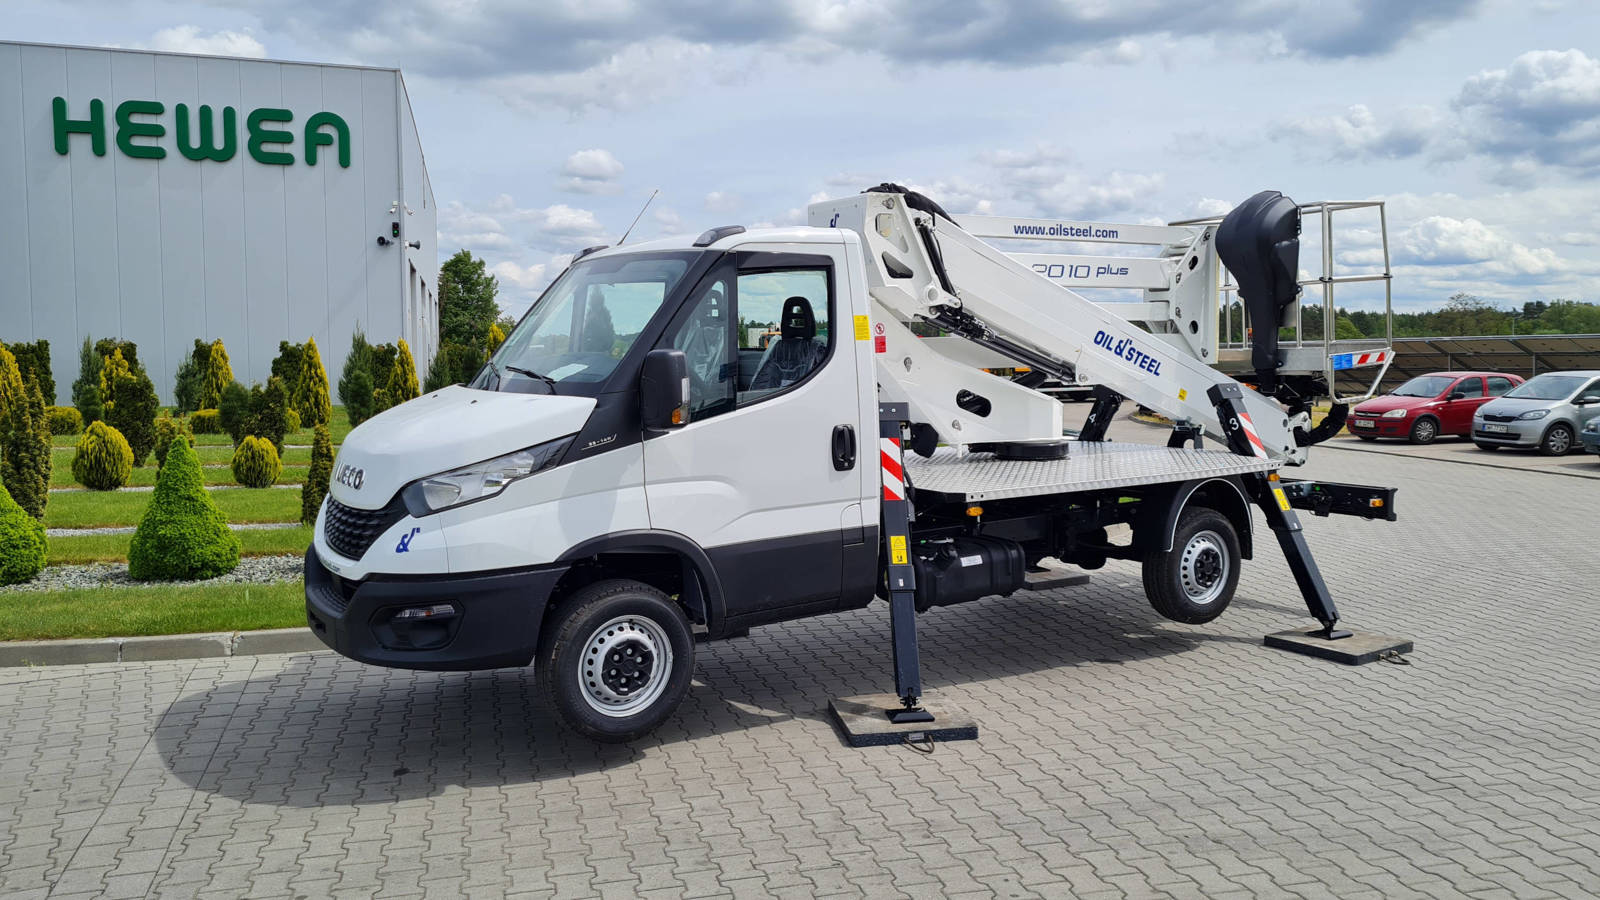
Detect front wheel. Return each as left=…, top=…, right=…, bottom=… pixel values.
left=537, top=579, right=694, bottom=742
left=1142, top=507, right=1241, bottom=625
left=1408, top=417, right=1439, bottom=445
left=1539, top=423, right=1574, bottom=456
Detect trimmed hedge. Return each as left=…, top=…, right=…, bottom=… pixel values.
left=128, top=437, right=240, bottom=581
left=191, top=408, right=222, bottom=434
left=301, top=424, right=333, bottom=525
left=46, top=406, right=83, bottom=435
left=0, top=476, right=46, bottom=585
left=73, top=421, right=134, bottom=491
left=231, top=436, right=282, bottom=488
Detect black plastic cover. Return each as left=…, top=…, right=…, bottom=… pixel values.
left=1216, top=191, right=1301, bottom=384
left=861, top=183, right=956, bottom=224
left=912, top=536, right=1026, bottom=612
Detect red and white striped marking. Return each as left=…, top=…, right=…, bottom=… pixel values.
left=1353, top=350, right=1389, bottom=367
left=1237, top=412, right=1269, bottom=459
left=880, top=437, right=905, bottom=501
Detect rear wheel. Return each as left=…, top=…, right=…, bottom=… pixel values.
left=1142, top=508, right=1241, bottom=625
left=537, top=579, right=694, bottom=742
left=1539, top=423, right=1575, bottom=456
left=1408, top=417, right=1439, bottom=445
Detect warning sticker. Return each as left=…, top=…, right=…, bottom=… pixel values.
left=1178, top=388, right=1188, bottom=401
left=889, top=535, right=908, bottom=565
left=1272, top=487, right=1291, bottom=511
left=854, top=315, right=871, bottom=341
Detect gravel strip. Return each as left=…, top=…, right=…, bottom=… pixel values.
left=0, top=554, right=305, bottom=593
left=47, top=521, right=304, bottom=538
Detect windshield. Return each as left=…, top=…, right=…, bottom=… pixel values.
left=486, top=253, right=693, bottom=395
left=1505, top=374, right=1585, bottom=401
left=1391, top=375, right=1453, bottom=398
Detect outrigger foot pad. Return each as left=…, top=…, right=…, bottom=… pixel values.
left=1264, top=628, right=1413, bottom=665
left=830, top=694, right=978, bottom=747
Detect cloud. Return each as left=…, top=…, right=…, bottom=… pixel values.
left=1395, top=216, right=1565, bottom=277
left=145, top=26, right=266, bottom=58
left=490, top=260, right=548, bottom=292
left=1454, top=48, right=1600, bottom=175
left=559, top=149, right=625, bottom=194
left=1279, top=104, right=1441, bottom=160
left=438, top=201, right=517, bottom=253
left=481, top=39, right=718, bottom=113
left=704, top=191, right=741, bottom=213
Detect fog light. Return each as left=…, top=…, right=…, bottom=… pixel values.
left=393, top=603, right=457, bottom=620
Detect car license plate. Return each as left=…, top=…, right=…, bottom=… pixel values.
left=1352, top=419, right=1375, bottom=429
left=1483, top=424, right=1508, bottom=433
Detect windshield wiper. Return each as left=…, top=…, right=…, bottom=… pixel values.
left=504, top=365, right=559, bottom=393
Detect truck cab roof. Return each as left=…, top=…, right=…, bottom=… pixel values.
left=584, top=225, right=844, bottom=260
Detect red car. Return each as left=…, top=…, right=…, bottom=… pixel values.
left=1348, top=371, right=1525, bottom=444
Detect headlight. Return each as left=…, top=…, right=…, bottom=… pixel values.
left=401, top=436, right=573, bottom=516
left=1584, top=420, right=1598, bottom=433
left=1517, top=409, right=1549, bottom=420
left=1381, top=408, right=1409, bottom=418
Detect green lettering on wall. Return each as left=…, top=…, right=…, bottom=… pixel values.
left=304, top=111, right=351, bottom=168
left=246, top=107, right=294, bottom=165
left=52, top=97, right=106, bottom=156
left=114, top=100, right=166, bottom=160
left=175, top=104, right=237, bottom=162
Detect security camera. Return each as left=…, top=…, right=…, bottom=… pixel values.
left=376, top=236, right=392, bottom=246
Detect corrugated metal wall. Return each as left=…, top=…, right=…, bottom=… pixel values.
left=0, top=41, right=438, bottom=404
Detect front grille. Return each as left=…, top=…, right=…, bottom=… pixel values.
left=324, top=496, right=406, bottom=562
left=1482, top=414, right=1519, bottom=423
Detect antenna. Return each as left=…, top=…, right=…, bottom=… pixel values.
left=617, top=189, right=659, bottom=245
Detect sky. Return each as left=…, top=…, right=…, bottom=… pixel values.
left=12, top=0, right=1600, bottom=319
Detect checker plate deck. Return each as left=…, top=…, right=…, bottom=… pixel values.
left=905, top=442, right=1279, bottom=502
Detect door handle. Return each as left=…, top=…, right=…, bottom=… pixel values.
left=832, top=425, right=856, bottom=471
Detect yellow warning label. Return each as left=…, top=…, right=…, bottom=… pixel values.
left=1272, top=487, right=1291, bottom=511
left=1178, top=388, right=1188, bottom=401
left=889, top=535, right=908, bottom=565
left=854, top=315, right=871, bottom=341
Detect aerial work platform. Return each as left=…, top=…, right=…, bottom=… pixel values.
left=905, top=444, right=1278, bottom=503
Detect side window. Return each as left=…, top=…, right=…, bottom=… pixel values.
left=1486, top=376, right=1514, bottom=396
left=736, top=268, right=832, bottom=403
left=1579, top=380, right=1600, bottom=403
left=1455, top=377, right=1484, bottom=398
left=668, top=275, right=735, bottom=419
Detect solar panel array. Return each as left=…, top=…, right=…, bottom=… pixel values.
left=1334, top=334, right=1600, bottom=395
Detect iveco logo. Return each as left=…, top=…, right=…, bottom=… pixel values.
left=336, top=464, right=364, bottom=490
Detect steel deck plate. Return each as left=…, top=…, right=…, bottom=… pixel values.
left=905, top=443, right=1278, bottom=502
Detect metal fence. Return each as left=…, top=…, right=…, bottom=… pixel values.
left=1333, top=334, right=1600, bottom=394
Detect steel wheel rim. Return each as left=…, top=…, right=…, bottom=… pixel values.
left=1180, top=530, right=1229, bottom=606
left=1549, top=428, right=1570, bottom=453
left=578, top=615, right=673, bottom=718
left=1416, top=420, right=1435, bottom=441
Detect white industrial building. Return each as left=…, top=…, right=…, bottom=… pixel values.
left=0, top=40, right=438, bottom=404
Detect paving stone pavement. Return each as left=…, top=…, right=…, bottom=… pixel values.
left=3, top=447, right=1599, bottom=899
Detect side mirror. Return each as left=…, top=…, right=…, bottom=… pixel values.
left=1448, top=391, right=1466, bottom=401
left=640, top=349, right=691, bottom=430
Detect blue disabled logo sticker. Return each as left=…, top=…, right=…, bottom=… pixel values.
left=395, top=527, right=421, bottom=553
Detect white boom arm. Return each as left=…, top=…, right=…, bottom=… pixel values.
left=810, top=190, right=1308, bottom=463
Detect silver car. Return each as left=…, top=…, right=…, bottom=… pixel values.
left=1472, top=370, right=1600, bottom=455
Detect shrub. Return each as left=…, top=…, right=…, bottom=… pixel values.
left=488, top=323, right=507, bottom=354
left=285, top=407, right=301, bottom=434
left=4, top=340, right=54, bottom=402
left=153, top=416, right=194, bottom=470
left=72, top=421, right=133, bottom=490
left=301, top=424, right=333, bottom=525
left=231, top=436, right=282, bottom=488
left=218, top=381, right=252, bottom=445
left=0, top=476, right=46, bottom=585
left=72, top=336, right=104, bottom=425
left=257, top=376, right=291, bottom=453
left=46, top=406, right=82, bottom=436
left=343, top=367, right=375, bottom=427
left=94, top=338, right=139, bottom=371
left=200, top=339, right=233, bottom=410
left=300, top=337, right=332, bottom=428
left=190, top=408, right=222, bottom=434
left=128, top=437, right=240, bottom=581
left=103, top=352, right=160, bottom=467
left=172, top=339, right=210, bottom=414
left=423, top=342, right=485, bottom=392
left=271, top=340, right=308, bottom=412
left=0, top=355, right=51, bottom=519
left=387, top=339, right=421, bottom=407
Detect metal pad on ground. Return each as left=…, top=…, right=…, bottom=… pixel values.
left=1265, top=628, right=1414, bottom=665
left=829, top=693, right=978, bottom=747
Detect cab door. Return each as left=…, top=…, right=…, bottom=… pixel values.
left=642, top=244, right=869, bottom=628
left=1444, top=376, right=1486, bottom=434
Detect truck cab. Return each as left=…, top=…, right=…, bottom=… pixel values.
left=306, top=225, right=882, bottom=735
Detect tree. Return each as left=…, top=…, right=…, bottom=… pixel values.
left=200, top=339, right=233, bottom=409
left=271, top=340, right=308, bottom=414
left=581, top=295, right=617, bottom=354
left=127, top=436, right=240, bottom=581
left=3, top=340, right=53, bottom=403
left=439, top=249, right=500, bottom=351
left=300, top=337, right=332, bottom=427
left=172, top=339, right=208, bottom=414
left=339, top=331, right=378, bottom=426
left=301, top=424, right=334, bottom=525
left=72, top=336, right=104, bottom=424
left=388, top=339, right=420, bottom=405
left=423, top=343, right=485, bottom=392
left=0, top=474, right=46, bottom=585
left=1334, top=314, right=1365, bottom=340
left=218, top=381, right=252, bottom=446
left=0, top=350, right=50, bottom=519
left=257, top=376, right=292, bottom=454
left=103, top=352, right=160, bottom=467
left=488, top=323, right=507, bottom=354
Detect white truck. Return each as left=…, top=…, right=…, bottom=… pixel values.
left=306, top=185, right=1397, bottom=742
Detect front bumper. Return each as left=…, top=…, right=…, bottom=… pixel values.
left=304, top=546, right=567, bottom=671
left=1472, top=420, right=1542, bottom=447
left=1348, top=415, right=1411, bottom=437
left=1580, top=431, right=1600, bottom=455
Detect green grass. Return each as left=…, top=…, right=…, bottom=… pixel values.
left=45, top=487, right=302, bottom=530
left=50, top=461, right=311, bottom=488
left=0, top=580, right=306, bottom=641
left=54, top=406, right=354, bottom=449
left=47, top=526, right=313, bottom=565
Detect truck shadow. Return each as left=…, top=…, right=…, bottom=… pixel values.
left=154, top=590, right=1213, bottom=806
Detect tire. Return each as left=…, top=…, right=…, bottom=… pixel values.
left=1408, top=417, right=1439, bottom=445
left=1473, top=441, right=1499, bottom=451
left=1539, top=423, right=1575, bottom=457
left=1142, top=507, right=1241, bottom=625
left=537, top=578, right=694, bottom=742
left=1357, top=434, right=1378, bottom=442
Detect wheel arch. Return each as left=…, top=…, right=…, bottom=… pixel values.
left=554, top=530, right=728, bottom=635
left=1150, top=477, right=1254, bottom=560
